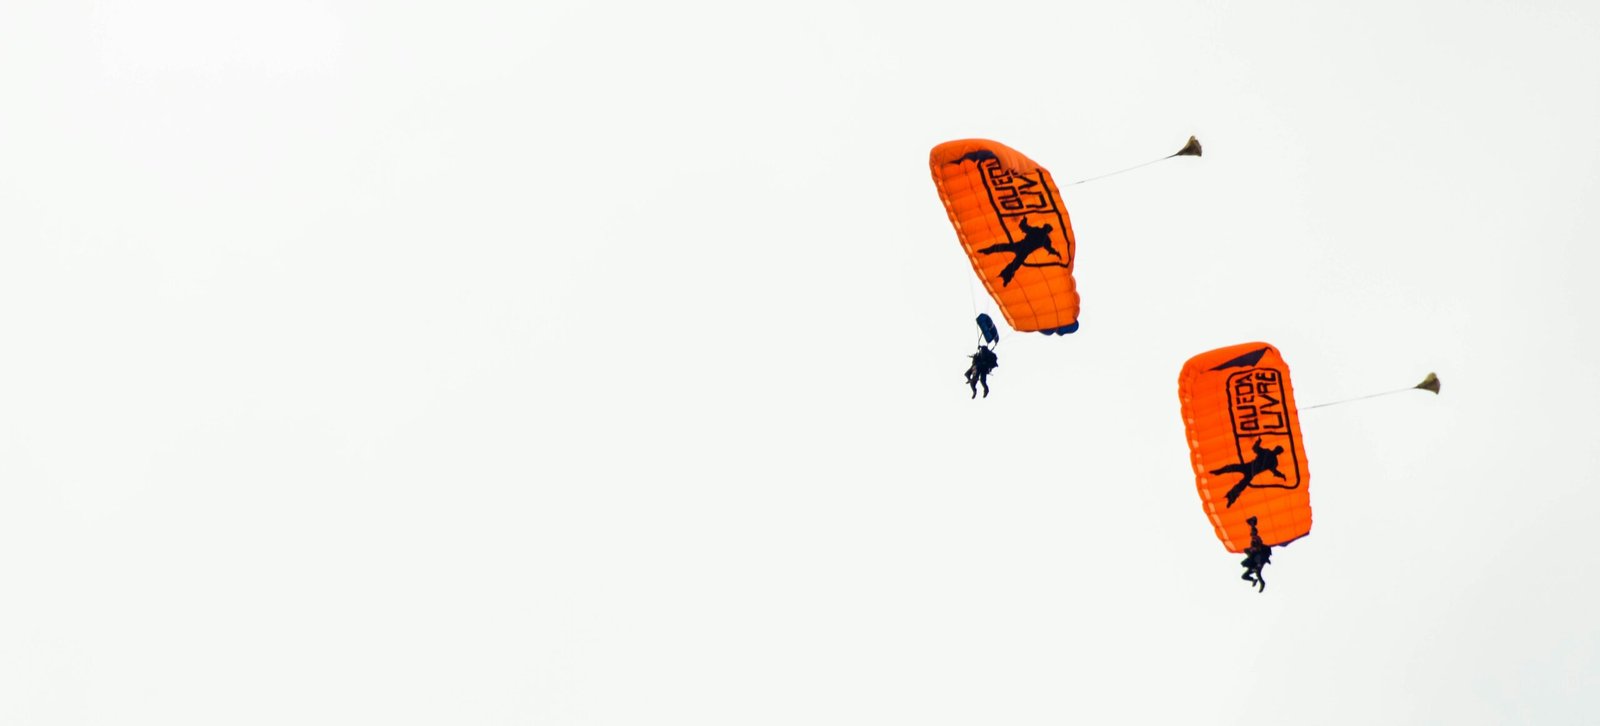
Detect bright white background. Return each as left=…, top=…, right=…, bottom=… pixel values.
left=2, top=1, right=1597, bottom=723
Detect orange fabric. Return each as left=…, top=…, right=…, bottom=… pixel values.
left=1178, top=343, right=1312, bottom=552
left=930, top=140, right=1079, bottom=333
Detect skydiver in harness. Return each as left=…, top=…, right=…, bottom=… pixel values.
left=964, top=314, right=1001, bottom=399
left=965, top=345, right=999, bottom=398
left=1239, top=516, right=1272, bottom=592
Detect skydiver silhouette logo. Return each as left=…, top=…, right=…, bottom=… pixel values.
left=1209, top=437, right=1287, bottom=506
left=977, top=216, right=1069, bottom=285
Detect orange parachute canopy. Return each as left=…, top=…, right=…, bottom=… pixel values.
left=930, top=140, right=1080, bottom=335
left=1178, top=343, right=1311, bottom=552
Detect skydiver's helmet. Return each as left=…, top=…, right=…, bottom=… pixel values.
left=1272, top=446, right=1284, bottom=455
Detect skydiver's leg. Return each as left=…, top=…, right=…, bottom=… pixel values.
left=980, top=376, right=989, bottom=398
left=1224, top=476, right=1257, bottom=506
left=1215, top=467, right=1258, bottom=489
left=970, top=378, right=979, bottom=398
left=998, top=258, right=1025, bottom=284
left=978, top=242, right=1024, bottom=255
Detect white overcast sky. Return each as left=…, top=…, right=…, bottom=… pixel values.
left=3, top=1, right=1598, bottom=724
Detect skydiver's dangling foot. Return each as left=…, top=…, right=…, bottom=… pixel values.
left=964, top=345, right=999, bottom=399
left=1240, top=550, right=1270, bottom=592
left=1239, top=516, right=1273, bottom=593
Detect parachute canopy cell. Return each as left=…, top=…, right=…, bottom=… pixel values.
left=930, top=140, right=1080, bottom=334
left=1178, top=342, right=1312, bottom=552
